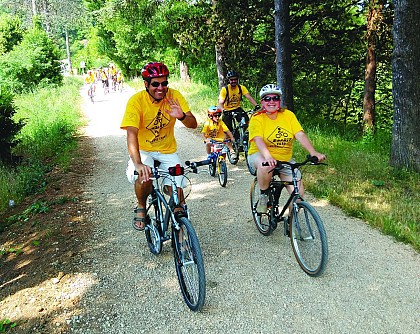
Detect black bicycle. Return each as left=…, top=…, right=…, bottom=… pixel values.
left=226, top=108, right=257, bottom=175
left=250, top=155, right=328, bottom=277
left=135, top=163, right=206, bottom=311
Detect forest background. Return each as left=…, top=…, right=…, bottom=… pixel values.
left=0, top=1, right=419, bottom=252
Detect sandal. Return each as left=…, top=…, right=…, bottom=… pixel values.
left=133, top=207, right=148, bottom=231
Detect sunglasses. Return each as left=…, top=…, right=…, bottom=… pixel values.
left=210, top=113, right=222, bottom=118
left=262, top=96, right=280, bottom=102
left=150, top=80, right=169, bottom=87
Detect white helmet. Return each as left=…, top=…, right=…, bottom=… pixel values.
left=259, top=84, right=282, bottom=98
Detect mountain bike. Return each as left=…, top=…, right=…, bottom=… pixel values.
left=208, top=139, right=229, bottom=187
left=87, top=83, right=95, bottom=103
left=134, top=163, right=206, bottom=311
left=226, top=108, right=256, bottom=175
left=250, top=155, right=328, bottom=277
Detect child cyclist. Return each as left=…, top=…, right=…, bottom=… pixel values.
left=202, top=106, right=236, bottom=160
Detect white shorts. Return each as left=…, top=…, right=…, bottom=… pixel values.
left=247, top=152, right=302, bottom=180
left=126, top=151, right=187, bottom=187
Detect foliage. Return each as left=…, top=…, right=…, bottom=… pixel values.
left=0, top=21, right=63, bottom=93
left=0, top=76, right=82, bottom=214
left=0, top=89, right=25, bottom=165
left=0, top=13, right=24, bottom=55
left=0, top=318, right=17, bottom=332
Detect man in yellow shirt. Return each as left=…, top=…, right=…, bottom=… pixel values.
left=120, top=62, right=197, bottom=230
left=218, top=70, right=259, bottom=132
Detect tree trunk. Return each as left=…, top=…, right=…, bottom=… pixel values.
left=180, top=61, right=190, bottom=81
left=390, top=0, right=420, bottom=171
left=215, top=42, right=227, bottom=89
left=274, top=0, right=293, bottom=110
left=65, top=29, right=72, bottom=74
left=363, top=1, right=384, bottom=135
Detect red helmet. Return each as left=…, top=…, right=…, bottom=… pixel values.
left=141, top=62, right=169, bottom=80
left=208, top=106, right=222, bottom=118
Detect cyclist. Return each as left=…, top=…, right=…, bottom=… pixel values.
left=247, top=84, right=326, bottom=213
left=217, top=70, right=259, bottom=132
left=99, top=67, right=109, bottom=92
left=202, top=106, right=236, bottom=160
left=116, top=70, right=124, bottom=91
left=120, top=62, right=198, bottom=231
left=84, top=69, right=96, bottom=96
left=109, top=63, right=117, bottom=90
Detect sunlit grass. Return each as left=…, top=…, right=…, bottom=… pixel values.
left=296, top=127, right=420, bottom=252
left=0, top=77, right=83, bottom=216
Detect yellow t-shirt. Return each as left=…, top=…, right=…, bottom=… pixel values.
left=120, top=89, right=190, bottom=154
left=85, top=72, right=95, bottom=84
left=201, top=119, right=229, bottom=142
left=219, top=84, right=249, bottom=111
left=248, top=109, right=303, bottom=161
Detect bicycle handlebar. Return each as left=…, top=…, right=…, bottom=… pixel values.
left=262, top=155, right=327, bottom=170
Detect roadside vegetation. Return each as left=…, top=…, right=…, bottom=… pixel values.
left=0, top=76, right=83, bottom=227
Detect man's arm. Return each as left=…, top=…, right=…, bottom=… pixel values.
left=244, top=93, right=258, bottom=107
left=126, top=126, right=152, bottom=181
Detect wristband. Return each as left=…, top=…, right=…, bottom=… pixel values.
left=178, top=112, right=187, bottom=121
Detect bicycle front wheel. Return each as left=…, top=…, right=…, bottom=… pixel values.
left=144, top=196, right=163, bottom=255
left=218, top=159, right=228, bottom=187
left=250, top=177, right=274, bottom=236
left=172, top=217, right=206, bottom=311
left=243, top=132, right=256, bottom=176
left=290, top=201, right=328, bottom=277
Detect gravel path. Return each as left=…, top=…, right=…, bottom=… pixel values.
left=70, top=87, right=420, bottom=334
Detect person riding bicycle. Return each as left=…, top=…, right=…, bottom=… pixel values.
left=247, top=84, right=326, bottom=213
left=120, top=61, right=198, bottom=231
left=202, top=106, right=236, bottom=160
left=99, top=67, right=109, bottom=90
left=84, top=69, right=96, bottom=95
left=217, top=70, right=259, bottom=133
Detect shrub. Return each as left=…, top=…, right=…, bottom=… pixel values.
left=0, top=90, right=24, bottom=165
left=0, top=22, right=62, bottom=93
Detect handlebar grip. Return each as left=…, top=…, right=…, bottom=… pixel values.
left=307, top=155, right=319, bottom=164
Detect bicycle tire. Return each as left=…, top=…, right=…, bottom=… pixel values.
left=172, top=216, right=206, bottom=311
left=227, top=140, right=239, bottom=165
left=209, top=160, right=216, bottom=177
left=218, top=159, right=228, bottom=187
left=250, top=177, right=274, bottom=236
left=243, top=132, right=256, bottom=176
left=290, top=201, right=328, bottom=277
left=144, top=195, right=163, bottom=255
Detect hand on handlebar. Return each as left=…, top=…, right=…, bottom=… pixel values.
left=134, top=163, right=152, bottom=183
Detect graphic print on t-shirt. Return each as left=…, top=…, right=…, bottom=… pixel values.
left=146, top=109, right=170, bottom=142
left=267, top=126, right=293, bottom=147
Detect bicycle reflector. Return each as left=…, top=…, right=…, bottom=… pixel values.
left=169, top=164, right=184, bottom=176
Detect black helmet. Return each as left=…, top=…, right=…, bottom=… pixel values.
left=226, top=70, right=239, bottom=79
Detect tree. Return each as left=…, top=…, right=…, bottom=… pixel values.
left=390, top=0, right=420, bottom=171
left=274, top=0, right=293, bottom=109
left=0, top=90, right=24, bottom=165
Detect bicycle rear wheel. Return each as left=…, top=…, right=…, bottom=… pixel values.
left=250, top=177, right=274, bottom=236
left=290, top=201, right=328, bottom=277
left=173, top=216, right=206, bottom=311
left=218, top=159, right=228, bottom=187
left=144, top=196, right=163, bottom=255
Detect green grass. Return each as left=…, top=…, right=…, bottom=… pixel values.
left=0, top=76, right=83, bottom=216
left=294, top=127, right=420, bottom=252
